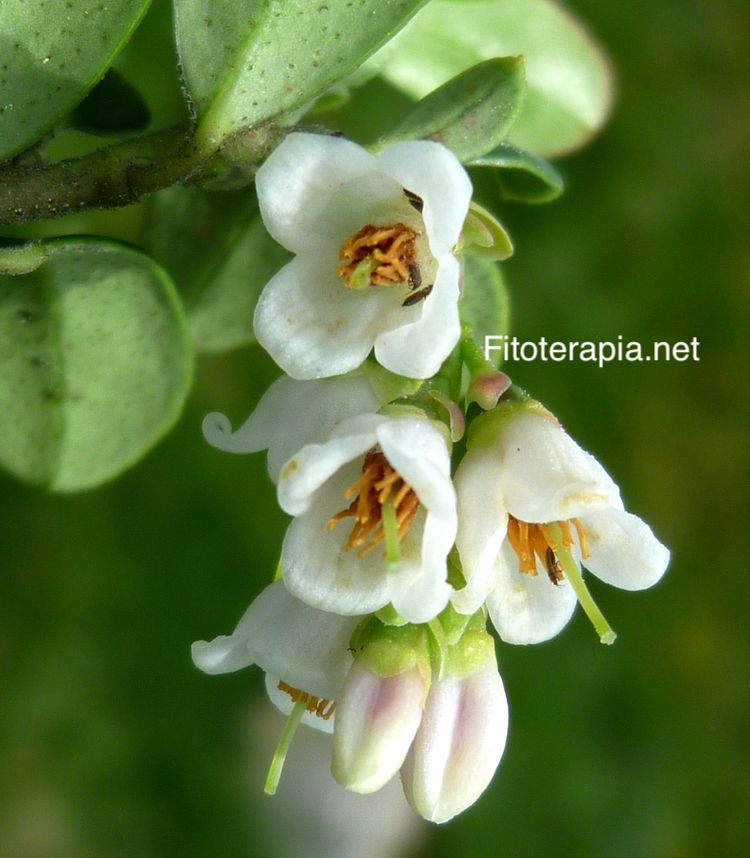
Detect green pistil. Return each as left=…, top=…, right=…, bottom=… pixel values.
left=381, top=499, right=401, bottom=571
left=264, top=700, right=306, bottom=795
left=348, top=256, right=378, bottom=290
left=543, top=522, right=617, bottom=645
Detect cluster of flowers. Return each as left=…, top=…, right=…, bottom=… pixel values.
left=192, top=133, right=669, bottom=823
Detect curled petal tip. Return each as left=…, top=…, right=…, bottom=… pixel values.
left=202, top=411, right=234, bottom=447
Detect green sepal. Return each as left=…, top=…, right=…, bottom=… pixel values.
left=442, top=623, right=496, bottom=680
left=462, top=201, right=514, bottom=261
left=466, top=395, right=551, bottom=451
left=375, top=603, right=409, bottom=627
left=361, top=361, right=422, bottom=403
left=358, top=621, right=432, bottom=687
left=382, top=56, right=526, bottom=162
left=436, top=602, right=474, bottom=647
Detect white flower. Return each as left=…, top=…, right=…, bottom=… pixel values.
left=253, top=132, right=472, bottom=380
left=453, top=403, right=670, bottom=644
left=202, top=372, right=384, bottom=482
left=191, top=581, right=361, bottom=733
left=277, top=412, right=457, bottom=624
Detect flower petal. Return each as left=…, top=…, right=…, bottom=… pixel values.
left=486, top=542, right=578, bottom=644
left=377, top=141, right=472, bottom=257
left=277, top=414, right=383, bottom=516
left=256, top=132, right=389, bottom=254
left=373, top=253, right=461, bottom=379
left=497, top=410, right=623, bottom=522
left=453, top=448, right=509, bottom=615
left=191, top=582, right=358, bottom=700
left=202, top=374, right=382, bottom=482
left=281, top=467, right=394, bottom=616
left=389, top=519, right=453, bottom=625
left=254, top=255, right=405, bottom=380
left=376, top=417, right=454, bottom=520
left=580, top=508, right=670, bottom=591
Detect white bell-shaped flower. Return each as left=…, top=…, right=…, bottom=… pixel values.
left=253, top=132, right=472, bottom=380
left=191, top=581, right=361, bottom=733
left=453, top=402, right=670, bottom=644
left=276, top=412, right=457, bottom=624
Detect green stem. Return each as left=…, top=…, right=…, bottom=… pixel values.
left=0, top=123, right=286, bottom=225
left=264, top=700, right=306, bottom=796
left=544, top=523, right=616, bottom=645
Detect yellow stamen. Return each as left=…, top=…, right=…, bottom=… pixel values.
left=507, top=515, right=586, bottom=584
left=337, top=223, right=418, bottom=289
left=327, top=448, right=420, bottom=557
left=277, top=680, right=336, bottom=720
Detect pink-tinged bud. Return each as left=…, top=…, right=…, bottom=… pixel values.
left=401, top=660, right=508, bottom=823
left=332, top=662, right=427, bottom=794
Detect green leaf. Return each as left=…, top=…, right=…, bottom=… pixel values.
left=141, top=186, right=289, bottom=352
left=382, top=57, right=525, bottom=162
left=0, top=0, right=152, bottom=162
left=70, top=68, right=150, bottom=135
left=366, top=0, right=613, bottom=157
left=459, top=255, right=510, bottom=367
left=0, top=238, right=192, bottom=491
left=469, top=141, right=564, bottom=203
left=173, top=0, right=431, bottom=153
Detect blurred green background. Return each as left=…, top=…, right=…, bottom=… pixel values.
left=2, top=0, right=749, bottom=855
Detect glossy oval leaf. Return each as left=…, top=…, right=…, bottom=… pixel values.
left=459, top=255, right=510, bottom=367
left=367, top=0, right=613, bottom=157
left=0, top=0, right=152, bottom=162
left=141, top=186, right=290, bottom=352
left=173, top=0, right=431, bottom=153
left=469, top=141, right=564, bottom=203
left=381, top=56, right=525, bottom=162
left=0, top=238, right=192, bottom=491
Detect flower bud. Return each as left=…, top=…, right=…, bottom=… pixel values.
left=332, top=624, right=430, bottom=794
left=401, top=628, right=508, bottom=823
